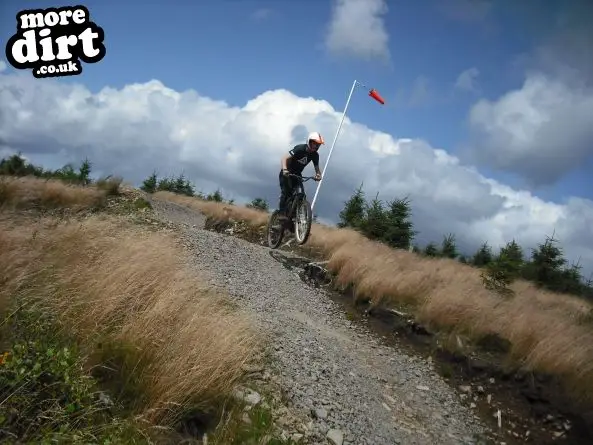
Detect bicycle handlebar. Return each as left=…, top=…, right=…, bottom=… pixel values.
left=285, top=173, right=318, bottom=182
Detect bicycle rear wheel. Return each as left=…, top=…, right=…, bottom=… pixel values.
left=293, top=196, right=312, bottom=245
left=267, top=210, right=285, bottom=249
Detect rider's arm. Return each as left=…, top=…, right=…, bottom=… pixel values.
left=281, top=153, right=291, bottom=170
left=313, top=153, right=321, bottom=175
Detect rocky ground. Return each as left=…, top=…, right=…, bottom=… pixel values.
left=147, top=196, right=492, bottom=445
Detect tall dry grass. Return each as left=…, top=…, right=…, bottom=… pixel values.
left=317, top=229, right=593, bottom=402
left=154, top=191, right=269, bottom=227
left=0, top=212, right=259, bottom=427
left=0, top=176, right=107, bottom=210
left=154, top=193, right=593, bottom=407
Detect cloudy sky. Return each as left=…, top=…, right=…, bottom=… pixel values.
left=1, top=0, right=592, bottom=276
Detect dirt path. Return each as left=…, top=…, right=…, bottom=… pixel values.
left=148, top=196, right=490, bottom=445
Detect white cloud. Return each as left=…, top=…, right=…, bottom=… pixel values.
left=468, top=72, right=593, bottom=185
left=324, top=0, right=390, bottom=61
left=455, top=67, right=480, bottom=93
left=1, top=70, right=592, bottom=277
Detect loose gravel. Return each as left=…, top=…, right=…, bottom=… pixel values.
left=149, top=197, right=490, bottom=445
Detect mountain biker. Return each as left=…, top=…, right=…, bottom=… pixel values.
left=277, top=131, right=324, bottom=219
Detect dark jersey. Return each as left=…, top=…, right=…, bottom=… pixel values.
left=286, top=144, right=319, bottom=174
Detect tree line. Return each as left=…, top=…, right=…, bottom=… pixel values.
left=141, top=170, right=277, bottom=210
left=1, top=153, right=94, bottom=185
left=140, top=170, right=246, bottom=206
left=337, top=183, right=593, bottom=300
left=0, top=153, right=121, bottom=195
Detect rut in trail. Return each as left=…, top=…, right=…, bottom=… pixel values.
left=150, top=197, right=489, bottom=445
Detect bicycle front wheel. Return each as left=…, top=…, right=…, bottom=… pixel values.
left=293, top=196, right=312, bottom=245
left=267, top=210, right=285, bottom=249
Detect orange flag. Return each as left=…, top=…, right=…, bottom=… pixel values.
left=368, top=88, right=385, bottom=105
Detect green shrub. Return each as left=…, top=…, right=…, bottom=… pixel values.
left=0, top=304, right=145, bottom=443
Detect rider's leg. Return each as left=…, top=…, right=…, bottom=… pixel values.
left=278, top=170, right=290, bottom=216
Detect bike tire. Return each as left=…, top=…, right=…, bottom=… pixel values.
left=293, top=196, right=313, bottom=245
left=267, top=210, right=285, bottom=249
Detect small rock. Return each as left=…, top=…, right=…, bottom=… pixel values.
left=459, top=385, right=472, bottom=393
left=416, top=385, right=430, bottom=391
left=292, top=433, right=304, bottom=441
left=327, top=428, right=344, bottom=445
left=244, top=390, right=262, bottom=406
left=242, top=412, right=251, bottom=424
left=312, top=407, right=328, bottom=419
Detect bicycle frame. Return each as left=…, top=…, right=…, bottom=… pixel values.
left=268, top=174, right=316, bottom=248
left=285, top=174, right=315, bottom=218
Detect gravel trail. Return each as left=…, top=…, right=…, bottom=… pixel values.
left=150, top=198, right=489, bottom=445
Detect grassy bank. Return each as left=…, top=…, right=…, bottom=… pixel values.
left=0, top=175, right=124, bottom=211
left=154, top=191, right=593, bottom=411
left=0, top=178, right=273, bottom=443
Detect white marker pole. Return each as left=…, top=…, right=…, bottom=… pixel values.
left=310, top=79, right=359, bottom=212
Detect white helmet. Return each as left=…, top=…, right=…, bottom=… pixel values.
left=306, top=131, right=325, bottom=150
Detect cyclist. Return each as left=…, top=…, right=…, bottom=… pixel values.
left=277, top=131, right=324, bottom=220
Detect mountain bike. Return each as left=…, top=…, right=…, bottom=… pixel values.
left=267, top=174, right=316, bottom=249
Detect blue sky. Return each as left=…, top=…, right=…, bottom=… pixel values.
left=6, top=0, right=521, bottom=136
left=1, top=0, right=589, bottom=202
left=1, top=0, right=592, bottom=270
